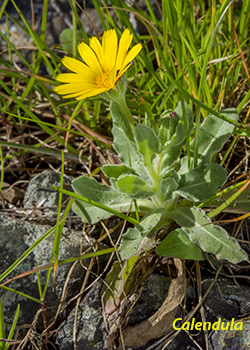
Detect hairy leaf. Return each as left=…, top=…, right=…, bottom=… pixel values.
left=112, top=125, right=149, bottom=181
left=175, top=162, right=227, bottom=201
left=117, top=174, right=155, bottom=198
left=59, top=28, right=81, bottom=54
left=102, top=164, right=136, bottom=179
left=170, top=206, right=247, bottom=263
left=135, top=124, right=160, bottom=163
left=119, top=210, right=163, bottom=259
left=160, top=177, right=179, bottom=200
left=158, top=110, right=179, bottom=146
left=160, top=102, right=193, bottom=173
left=102, top=255, right=138, bottom=315
left=191, top=109, right=239, bottom=164
left=156, top=228, right=205, bottom=260
left=110, top=101, right=134, bottom=140
left=72, top=175, right=153, bottom=223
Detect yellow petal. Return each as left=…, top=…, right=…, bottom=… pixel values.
left=122, top=43, right=142, bottom=70
left=116, top=64, right=131, bottom=81
left=54, top=82, right=97, bottom=95
left=75, top=88, right=107, bottom=100
left=89, top=36, right=107, bottom=71
left=61, top=56, right=89, bottom=73
left=78, top=42, right=103, bottom=75
left=102, top=29, right=117, bottom=70
left=56, top=73, right=96, bottom=83
left=60, top=88, right=98, bottom=99
left=109, top=67, right=116, bottom=87
left=116, top=28, right=133, bottom=71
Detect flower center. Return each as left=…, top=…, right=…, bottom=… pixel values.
left=96, top=71, right=113, bottom=89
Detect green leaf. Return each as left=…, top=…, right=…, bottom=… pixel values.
left=156, top=228, right=205, bottom=260
left=135, top=124, right=160, bottom=162
left=72, top=175, right=153, bottom=223
left=72, top=176, right=131, bottom=223
left=59, top=28, right=81, bottom=54
left=191, top=109, right=239, bottom=164
left=160, top=102, right=193, bottom=173
left=102, top=261, right=125, bottom=314
left=175, top=162, right=227, bottom=201
left=158, top=110, right=179, bottom=146
left=119, top=210, right=163, bottom=260
left=117, top=174, right=155, bottom=198
left=102, top=164, right=136, bottom=179
left=170, top=207, right=248, bottom=263
left=112, top=125, right=149, bottom=181
left=110, top=101, right=134, bottom=141
left=160, top=176, right=179, bottom=200
left=0, top=299, right=20, bottom=350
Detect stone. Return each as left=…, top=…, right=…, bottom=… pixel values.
left=139, top=277, right=250, bottom=350
left=2, top=0, right=44, bottom=22
left=209, top=320, right=250, bottom=350
left=23, top=170, right=73, bottom=215
left=54, top=281, right=107, bottom=350
left=54, top=274, right=171, bottom=350
left=79, top=9, right=105, bottom=37
left=202, top=278, right=250, bottom=318
left=127, top=274, right=171, bottom=325
left=0, top=214, right=96, bottom=328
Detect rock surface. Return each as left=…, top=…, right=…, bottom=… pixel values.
left=2, top=213, right=250, bottom=350
left=54, top=281, right=107, bottom=350
left=0, top=214, right=93, bottom=327
left=165, top=277, right=250, bottom=350
left=23, top=170, right=73, bottom=215
left=127, top=274, right=171, bottom=326
left=202, top=278, right=250, bottom=318
left=54, top=273, right=172, bottom=350
left=209, top=320, right=250, bottom=350
left=1, top=170, right=96, bottom=327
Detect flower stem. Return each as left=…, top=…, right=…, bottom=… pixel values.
left=116, top=94, right=135, bottom=129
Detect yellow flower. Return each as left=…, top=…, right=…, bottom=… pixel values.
left=55, top=28, right=142, bottom=100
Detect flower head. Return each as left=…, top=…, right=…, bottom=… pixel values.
left=54, top=29, right=142, bottom=100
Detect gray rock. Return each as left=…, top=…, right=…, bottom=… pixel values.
left=54, top=281, right=107, bottom=350
left=202, top=278, right=250, bottom=318
left=202, top=278, right=250, bottom=350
left=23, top=170, right=73, bottom=215
left=54, top=274, right=171, bottom=350
left=80, top=8, right=105, bottom=37
left=137, top=277, right=250, bottom=350
left=209, top=320, right=250, bottom=350
left=1, top=0, right=44, bottom=22
left=0, top=214, right=95, bottom=328
left=127, top=274, right=171, bottom=325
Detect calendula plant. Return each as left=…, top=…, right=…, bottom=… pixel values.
left=55, top=28, right=247, bottom=266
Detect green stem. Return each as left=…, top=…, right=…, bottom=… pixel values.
left=116, top=94, right=135, bottom=129
left=208, top=179, right=250, bottom=219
